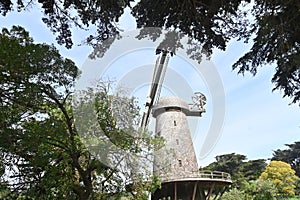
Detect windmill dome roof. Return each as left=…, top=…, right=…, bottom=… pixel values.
left=152, top=96, right=190, bottom=117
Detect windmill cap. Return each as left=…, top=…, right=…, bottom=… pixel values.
left=152, top=96, right=190, bottom=117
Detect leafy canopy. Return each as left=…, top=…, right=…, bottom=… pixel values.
left=1, top=0, right=300, bottom=103
left=202, top=153, right=266, bottom=188
left=272, top=141, right=300, bottom=177
left=259, top=160, right=298, bottom=197
left=233, top=0, right=300, bottom=104
left=0, top=26, right=159, bottom=199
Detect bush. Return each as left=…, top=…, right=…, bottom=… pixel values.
left=221, top=188, right=247, bottom=200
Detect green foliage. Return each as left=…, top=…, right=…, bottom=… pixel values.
left=205, top=153, right=300, bottom=199
left=295, top=178, right=300, bottom=196
left=242, top=159, right=268, bottom=181
left=202, top=153, right=266, bottom=188
left=259, top=161, right=298, bottom=197
left=221, top=188, right=247, bottom=200
left=0, top=0, right=134, bottom=48
left=272, top=141, right=300, bottom=177
left=271, top=142, right=300, bottom=194
left=0, top=26, right=160, bottom=199
left=0, top=25, right=80, bottom=199
left=203, top=153, right=246, bottom=176
left=233, top=0, right=300, bottom=104
left=244, top=179, right=278, bottom=200
left=2, top=1, right=300, bottom=103
left=132, top=0, right=251, bottom=56
left=288, top=197, right=300, bottom=200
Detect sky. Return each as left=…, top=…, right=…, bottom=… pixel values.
left=1, top=4, right=299, bottom=167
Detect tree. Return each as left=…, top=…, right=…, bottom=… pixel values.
left=233, top=0, right=300, bottom=104
left=241, top=159, right=267, bottom=181
left=259, top=160, right=298, bottom=197
left=0, top=25, right=92, bottom=199
left=0, top=26, right=159, bottom=199
left=272, top=141, right=300, bottom=177
left=202, top=153, right=266, bottom=188
left=203, top=153, right=247, bottom=177
left=134, top=0, right=300, bottom=104
left=0, top=0, right=134, bottom=49
left=1, top=1, right=300, bottom=104
left=132, top=0, right=250, bottom=56
left=0, top=25, right=88, bottom=199
left=0, top=0, right=250, bottom=52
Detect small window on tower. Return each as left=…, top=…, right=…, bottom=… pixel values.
left=176, top=139, right=179, bottom=145
left=174, top=120, right=177, bottom=126
left=178, top=159, right=182, bottom=167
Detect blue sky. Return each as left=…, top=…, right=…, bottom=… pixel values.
left=1, top=5, right=299, bottom=167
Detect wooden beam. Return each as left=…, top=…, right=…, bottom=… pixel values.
left=192, top=181, right=198, bottom=200
left=207, top=183, right=215, bottom=200
left=174, top=182, right=177, bottom=200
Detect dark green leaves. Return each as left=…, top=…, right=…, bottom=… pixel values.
left=132, top=0, right=251, bottom=56
left=0, top=26, right=80, bottom=198
left=233, top=0, right=300, bottom=104
left=1, top=1, right=300, bottom=104
left=202, top=153, right=267, bottom=188
left=1, top=26, right=160, bottom=199
left=272, top=141, right=300, bottom=177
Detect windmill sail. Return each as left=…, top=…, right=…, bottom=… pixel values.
left=141, top=50, right=170, bottom=130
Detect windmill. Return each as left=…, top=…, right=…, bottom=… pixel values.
left=141, top=49, right=232, bottom=200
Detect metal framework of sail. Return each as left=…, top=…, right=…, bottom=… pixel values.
left=141, top=50, right=169, bottom=130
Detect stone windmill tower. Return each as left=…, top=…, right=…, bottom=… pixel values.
left=141, top=50, right=231, bottom=200
left=152, top=94, right=205, bottom=181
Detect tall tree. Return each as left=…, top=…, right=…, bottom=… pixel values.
left=0, top=26, right=158, bottom=199
left=241, top=159, right=267, bottom=181
left=233, top=0, right=300, bottom=104
left=272, top=141, right=300, bottom=177
left=0, top=25, right=83, bottom=199
left=202, top=153, right=266, bottom=187
left=1, top=1, right=300, bottom=103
